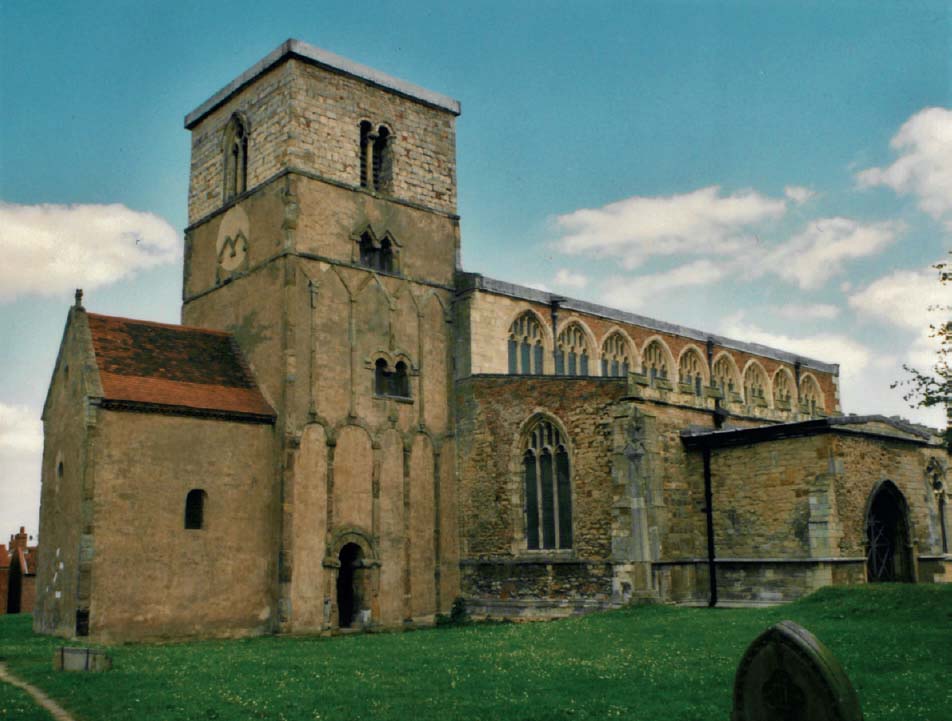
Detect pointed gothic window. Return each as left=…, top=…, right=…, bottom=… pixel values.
left=643, top=340, right=671, bottom=387
left=601, top=332, right=632, bottom=377
left=223, top=115, right=248, bottom=202
left=799, top=374, right=823, bottom=416
left=712, top=355, right=739, bottom=396
left=556, top=323, right=591, bottom=376
left=773, top=369, right=794, bottom=408
left=508, top=312, right=545, bottom=375
left=679, top=348, right=706, bottom=396
left=523, top=418, right=572, bottom=550
left=743, top=363, right=769, bottom=405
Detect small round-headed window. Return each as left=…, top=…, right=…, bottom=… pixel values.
left=184, top=489, right=208, bottom=530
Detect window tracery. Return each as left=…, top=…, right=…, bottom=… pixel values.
left=643, top=340, right=671, bottom=386
left=743, top=363, right=769, bottom=405
left=679, top=348, right=706, bottom=396
left=601, top=332, right=632, bottom=377
left=799, top=374, right=823, bottom=416
left=523, top=418, right=572, bottom=550
left=508, top=312, right=545, bottom=375
left=556, top=323, right=591, bottom=376
left=773, top=369, right=794, bottom=408
left=712, top=355, right=739, bottom=396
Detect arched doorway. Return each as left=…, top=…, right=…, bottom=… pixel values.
left=865, top=481, right=914, bottom=583
left=336, top=543, right=363, bottom=628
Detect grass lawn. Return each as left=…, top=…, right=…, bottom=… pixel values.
left=1, top=585, right=950, bottom=721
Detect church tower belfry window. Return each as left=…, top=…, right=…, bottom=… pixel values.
left=223, top=114, right=248, bottom=202
left=359, top=122, right=394, bottom=193
left=357, top=230, right=397, bottom=273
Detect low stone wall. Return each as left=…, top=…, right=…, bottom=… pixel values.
left=461, top=559, right=614, bottom=618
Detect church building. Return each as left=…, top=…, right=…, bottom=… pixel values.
left=33, top=40, right=950, bottom=642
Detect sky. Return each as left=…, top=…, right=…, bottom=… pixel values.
left=1, top=1, right=950, bottom=540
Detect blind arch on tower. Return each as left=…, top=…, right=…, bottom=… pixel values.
left=521, top=416, right=573, bottom=550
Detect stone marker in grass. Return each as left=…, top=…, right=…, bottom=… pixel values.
left=53, top=647, right=112, bottom=672
left=732, top=620, right=863, bottom=721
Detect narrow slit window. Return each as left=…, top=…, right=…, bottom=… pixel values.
left=185, top=489, right=207, bottom=530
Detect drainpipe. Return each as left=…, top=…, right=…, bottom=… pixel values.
left=550, top=297, right=564, bottom=373
left=703, top=446, right=718, bottom=607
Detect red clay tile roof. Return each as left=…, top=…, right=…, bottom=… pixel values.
left=86, top=313, right=274, bottom=422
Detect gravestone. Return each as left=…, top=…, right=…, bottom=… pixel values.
left=732, top=620, right=863, bottom=721
left=53, top=647, right=112, bottom=672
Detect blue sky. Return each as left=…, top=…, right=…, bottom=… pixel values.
left=1, top=1, right=950, bottom=537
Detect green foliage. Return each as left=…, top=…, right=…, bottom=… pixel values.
left=892, top=253, right=951, bottom=443
left=1, top=585, right=951, bottom=721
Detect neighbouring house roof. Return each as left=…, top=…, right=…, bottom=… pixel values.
left=86, top=313, right=275, bottom=423
left=680, top=414, right=943, bottom=450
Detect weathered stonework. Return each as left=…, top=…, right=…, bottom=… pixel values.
left=35, top=40, right=950, bottom=642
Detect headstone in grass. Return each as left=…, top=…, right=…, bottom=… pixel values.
left=53, top=647, right=112, bottom=672
left=732, top=620, right=862, bottom=721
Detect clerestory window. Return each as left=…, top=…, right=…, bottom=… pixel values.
left=508, top=312, right=545, bottom=375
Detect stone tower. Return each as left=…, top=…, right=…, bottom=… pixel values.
left=182, top=40, right=462, bottom=630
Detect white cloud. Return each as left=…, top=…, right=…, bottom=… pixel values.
left=600, top=259, right=725, bottom=311
left=772, top=303, right=841, bottom=320
left=784, top=185, right=816, bottom=205
left=553, top=268, right=588, bottom=289
left=722, top=312, right=869, bottom=371
left=856, top=107, right=952, bottom=223
left=0, top=403, right=43, bottom=539
left=762, top=217, right=903, bottom=290
left=848, top=264, right=949, bottom=370
left=554, top=186, right=786, bottom=269
left=0, top=202, right=180, bottom=303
